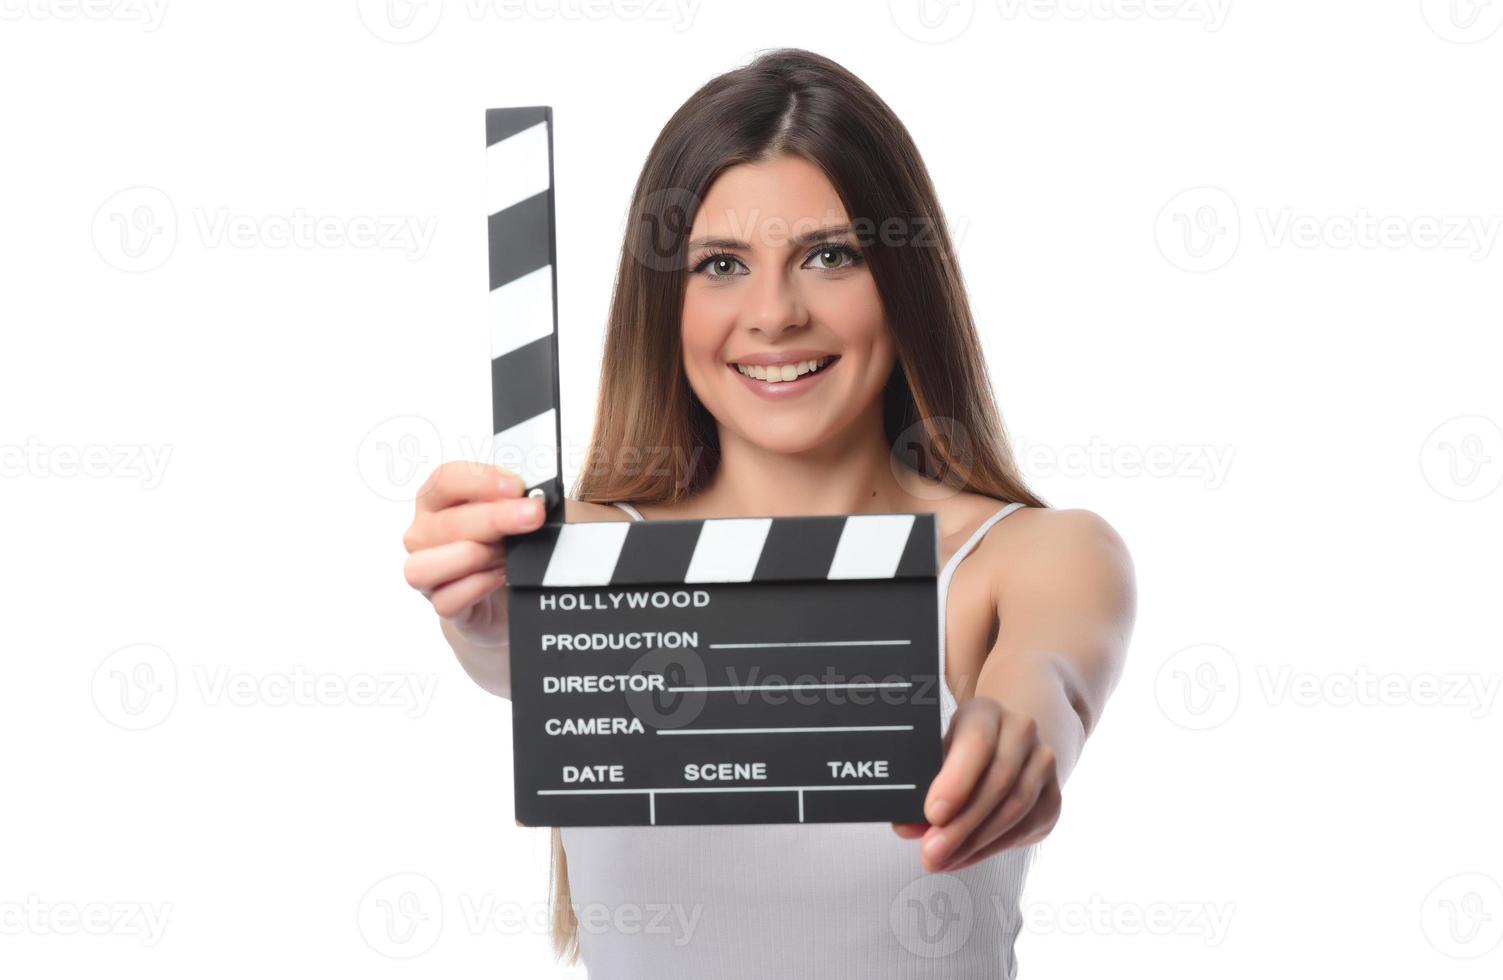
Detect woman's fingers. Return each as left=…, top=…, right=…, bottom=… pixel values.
left=922, top=737, right=1027, bottom=871
left=922, top=699, right=1002, bottom=827
left=406, top=496, right=545, bottom=552
left=920, top=705, right=1049, bottom=872
left=414, top=461, right=526, bottom=515
left=428, top=566, right=510, bottom=621
left=945, top=779, right=1063, bottom=871
left=403, top=539, right=504, bottom=595
left=939, top=743, right=1058, bottom=872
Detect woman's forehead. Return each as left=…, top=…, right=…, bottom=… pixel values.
left=691, top=157, right=849, bottom=244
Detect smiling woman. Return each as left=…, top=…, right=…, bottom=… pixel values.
left=405, top=45, right=1134, bottom=980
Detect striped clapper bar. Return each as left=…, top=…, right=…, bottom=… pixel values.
left=504, top=513, right=944, bottom=827
left=487, top=106, right=563, bottom=521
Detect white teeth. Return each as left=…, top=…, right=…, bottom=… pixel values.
left=734, top=356, right=832, bottom=383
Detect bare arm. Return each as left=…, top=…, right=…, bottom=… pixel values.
left=902, top=507, right=1137, bottom=871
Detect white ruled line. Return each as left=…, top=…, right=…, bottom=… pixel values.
left=656, top=725, right=914, bottom=735
left=649, top=792, right=655, bottom=825
left=537, top=784, right=917, bottom=796
left=798, top=789, right=804, bottom=823
left=709, top=639, right=911, bottom=649
left=654, top=724, right=914, bottom=736
left=664, top=682, right=913, bottom=693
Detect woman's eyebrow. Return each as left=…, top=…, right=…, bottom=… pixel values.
left=686, top=224, right=854, bottom=251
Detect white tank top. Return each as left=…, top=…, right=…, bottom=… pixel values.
left=560, top=501, right=1034, bottom=978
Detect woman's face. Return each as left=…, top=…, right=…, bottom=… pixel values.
left=680, top=154, right=896, bottom=455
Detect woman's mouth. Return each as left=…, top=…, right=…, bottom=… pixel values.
left=727, top=354, right=839, bottom=399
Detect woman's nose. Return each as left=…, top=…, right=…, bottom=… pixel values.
left=742, top=270, right=808, bottom=336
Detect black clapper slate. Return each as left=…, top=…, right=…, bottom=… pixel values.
left=487, top=107, right=944, bottom=827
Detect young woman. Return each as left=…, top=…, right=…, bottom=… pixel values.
left=403, top=48, right=1135, bottom=978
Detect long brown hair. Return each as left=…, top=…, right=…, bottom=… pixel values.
left=547, top=47, right=1047, bottom=964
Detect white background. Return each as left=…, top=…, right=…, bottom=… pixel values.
left=3, top=1, right=1501, bottom=977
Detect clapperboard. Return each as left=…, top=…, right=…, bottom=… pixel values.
left=486, top=106, right=943, bottom=827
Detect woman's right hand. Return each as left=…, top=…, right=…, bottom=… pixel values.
left=401, top=461, right=548, bottom=648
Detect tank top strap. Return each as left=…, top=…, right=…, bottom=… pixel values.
left=936, top=501, right=1029, bottom=726
left=938, top=501, right=1028, bottom=588
left=611, top=501, right=646, bottom=522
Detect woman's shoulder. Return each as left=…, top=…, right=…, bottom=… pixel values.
left=961, top=496, right=1134, bottom=604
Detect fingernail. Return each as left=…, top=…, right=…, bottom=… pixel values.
left=923, top=832, right=947, bottom=862
left=926, top=799, right=952, bottom=825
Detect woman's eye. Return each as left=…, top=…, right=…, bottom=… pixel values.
left=804, top=245, right=859, bottom=271
left=696, top=255, right=749, bottom=279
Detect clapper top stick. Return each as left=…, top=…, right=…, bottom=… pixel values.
left=486, top=105, right=944, bottom=827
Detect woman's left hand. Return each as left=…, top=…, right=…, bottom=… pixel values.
left=893, top=696, right=1063, bottom=873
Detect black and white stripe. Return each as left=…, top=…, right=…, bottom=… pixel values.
left=487, top=105, right=563, bottom=521
left=505, top=512, right=938, bottom=587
